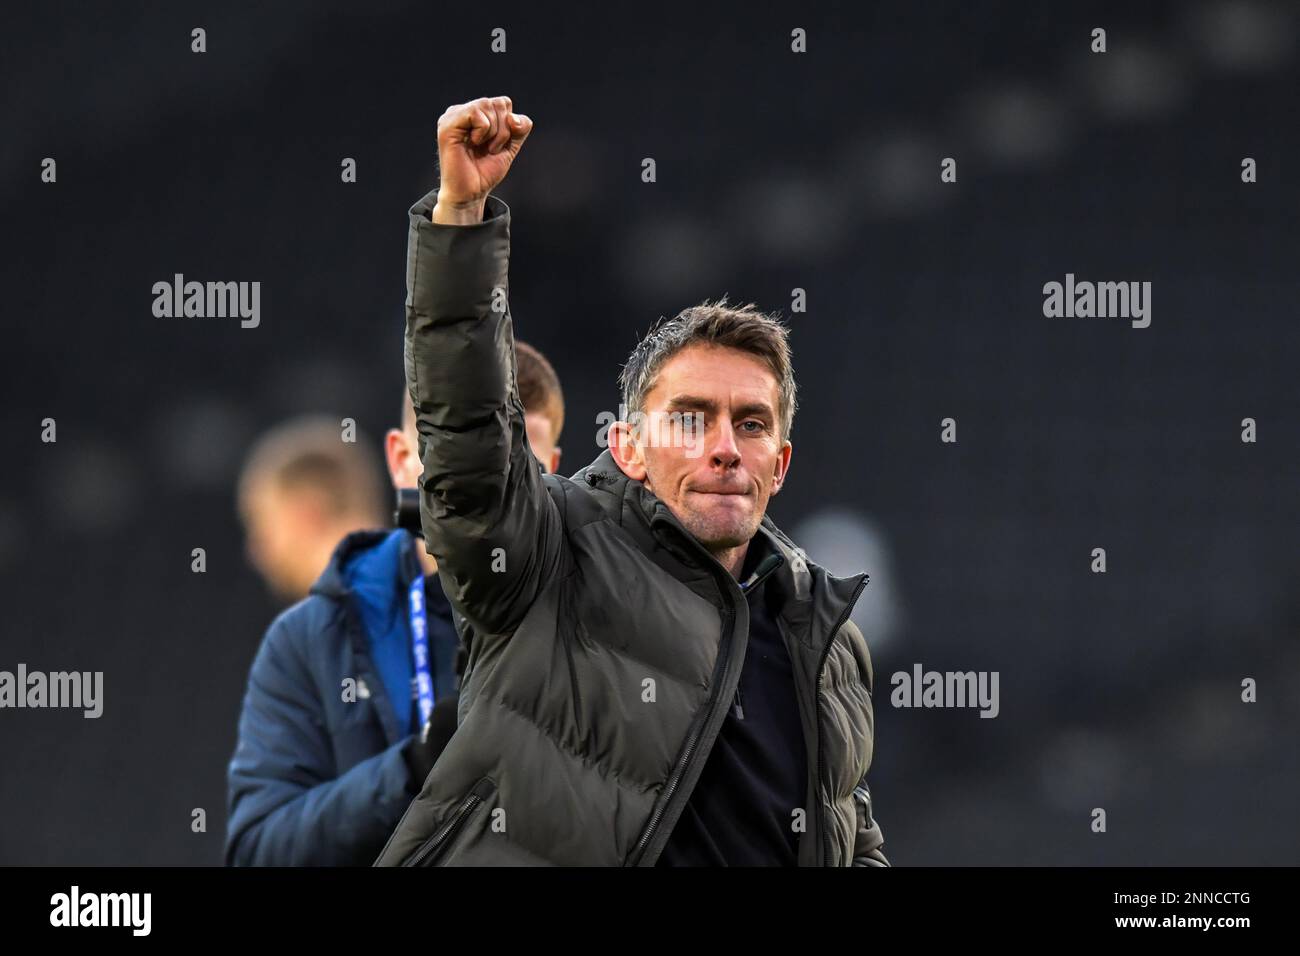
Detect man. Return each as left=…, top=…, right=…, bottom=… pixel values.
left=376, top=96, right=886, bottom=866
left=225, top=344, right=564, bottom=865
left=237, top=417, right=387, bottom=604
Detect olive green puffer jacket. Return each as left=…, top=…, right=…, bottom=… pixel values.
left=374, top=190, right=888, bottom=867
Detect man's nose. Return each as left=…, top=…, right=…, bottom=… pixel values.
left=708, top=421, right=741, bottom=469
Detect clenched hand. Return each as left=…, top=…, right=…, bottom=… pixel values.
left=432, top=95, right=532, bottom=225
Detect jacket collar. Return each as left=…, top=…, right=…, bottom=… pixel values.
left=309, top=528, right=424, bottom=596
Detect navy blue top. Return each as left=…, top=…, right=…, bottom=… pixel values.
left=226, top=529, right=461, bottom=866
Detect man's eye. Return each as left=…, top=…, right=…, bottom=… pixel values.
left=739, top=420, right=764, bottom=433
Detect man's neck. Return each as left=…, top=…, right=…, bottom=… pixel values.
left=713, top=543, right=747, bottom=580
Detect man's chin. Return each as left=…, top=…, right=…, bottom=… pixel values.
left=678, top=509, right=758, bottom=553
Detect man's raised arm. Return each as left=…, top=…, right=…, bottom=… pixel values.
left=404, top=96, right=563, bottom=636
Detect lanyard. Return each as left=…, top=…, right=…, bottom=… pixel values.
left=407, top=575, right=435, bottom=729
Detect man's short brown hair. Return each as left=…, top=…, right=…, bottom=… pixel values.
left=403, top=339, right=564, bottom=442
left=514, top=340, right=564, bottom=442
left=618, top=297, right=797, bottom=440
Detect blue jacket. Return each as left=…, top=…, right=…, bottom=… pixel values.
left=225, top=529, right=459, bottom=866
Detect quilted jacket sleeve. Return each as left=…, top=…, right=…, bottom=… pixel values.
left=403, top=189, right=566, bottom=639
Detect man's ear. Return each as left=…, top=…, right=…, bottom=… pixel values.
left=608, top=421, right=647, bottom=481
left=770, top=440, right=793, bottom=495
left=385, top=428, right=420, bottom=490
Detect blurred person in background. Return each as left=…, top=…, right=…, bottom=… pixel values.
left=225, top=341, right=564, bottom=866
left=237, top=417, right=387, bottom=604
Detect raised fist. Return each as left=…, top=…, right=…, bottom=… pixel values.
left=432, top=95, right=532, bottom=223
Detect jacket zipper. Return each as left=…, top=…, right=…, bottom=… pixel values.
left=631, top=603, right=735, bottom=864
left=813, top=575, right=869, bottom=866
left=629, top=517, right=749, bottom=865
left=403, top=779, right=492, bottom=867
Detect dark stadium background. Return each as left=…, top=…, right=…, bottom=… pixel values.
left=1, top=0, right=1296, bottom=864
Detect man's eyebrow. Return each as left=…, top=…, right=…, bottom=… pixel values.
left=732, top=401, right=776, bottom=422
left=663, top=395, right=719, bottom=414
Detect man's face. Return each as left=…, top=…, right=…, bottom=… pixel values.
left=240, top=479, right=319, bottom=601
left=524, top=413, right=561, bottom=476
left=615, top=344, right=791, bottom=551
